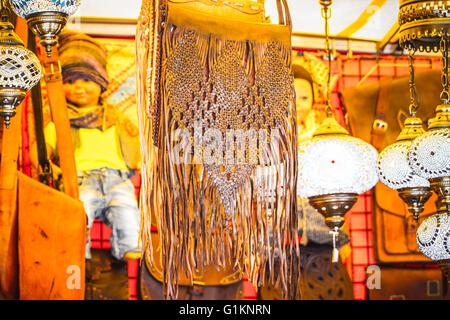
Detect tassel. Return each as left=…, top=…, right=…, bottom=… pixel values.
left=330, top=227, right=339, bottom=263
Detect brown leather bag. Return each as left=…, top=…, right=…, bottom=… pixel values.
left=18, top=172, right=86, bottom=300
left=16, top=42, right=87, bottom=299
left=340, top=69, right=442, bottom=264
left=0, top=17, right=32, bottom=300
left=368, top=266, right=449, bottom=300
left=0, top=19, right=86, bottom=299
left=0, top=94, right=21, bottom=300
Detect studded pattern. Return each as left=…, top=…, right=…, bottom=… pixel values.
left=11, top=0, right=81, bottom=19
left=166, top=32, right=290, bottom=133
left=165, top=29, right=292, bottom=208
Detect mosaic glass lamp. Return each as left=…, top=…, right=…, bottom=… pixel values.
left=376, top=50, right=432, bottom=222
left=377, top=117, right=432, bottom=221
left=298, top=0, right=379, bottom=262
left=398, top=0, right=450, bottom=279
left=10, top=0, right=81, bottom=56
left=298, top=116, right=379, bottom=232
left=408, top=104, right=450, bottom=215
left=0, top=4, right=41, bottom=127
left=398, top=1, right=450, bottom=214
left=416, top=207, right=450, bottom=283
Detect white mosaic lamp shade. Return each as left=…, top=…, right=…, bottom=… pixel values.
left=0, top=46, right=41, bottom=90
left=408, top=128, right=450, bottom=180
left=377, top=118, right=431, bottom=190
left=297, top=118, right=379, bottom=198
left=10, top=0, right=81, bottom=18
left=416, top=213, right=450, bottom=262
left=0, top=13, right=42, bottom=128
left=377, top=141, right=430, bottom=190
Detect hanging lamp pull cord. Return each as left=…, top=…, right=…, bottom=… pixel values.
left=408, top=47, right=419, bottom=117
left=330, top=227, right=339, bottom=263
left=321, top=1, right=334, bottom=117
left=440, top=35, right=449, bottom=105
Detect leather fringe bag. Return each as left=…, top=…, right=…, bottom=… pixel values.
left=136, top=0, right=300, bottom=299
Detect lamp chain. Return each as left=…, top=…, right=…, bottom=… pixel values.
left=321, top=1, right=334, bottom=117
left=440, top=35, right=449, bottom=104
left=408, top=47, right=419, bottom=117
left=0, top=0, right=6, bottom=20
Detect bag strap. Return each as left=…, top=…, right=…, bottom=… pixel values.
left=27, top=33, right=55, bottom=187
left=276, top=0, right=292, bottom=29
left=41, top=50, right=79, bottom=199
left=0, top=103, right=21, bottom=191
left=370, top=78, right=392, bottom=150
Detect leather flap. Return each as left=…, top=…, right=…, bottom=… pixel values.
left=374, top=182, right=437, bottom=218
left=18, top=172, right=87, bottom=300
left=168, top=1, right=291, bottom=43
left=340, top=69, right=442, bottom=149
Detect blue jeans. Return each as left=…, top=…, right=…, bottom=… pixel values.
left=78, top=167, right=141, bottom=260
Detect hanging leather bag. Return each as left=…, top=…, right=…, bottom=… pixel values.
left=137, top=0, right=299, bottom=299
left=16, top=31, right=86, bottom=299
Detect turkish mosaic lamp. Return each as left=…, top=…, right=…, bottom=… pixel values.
left=10, top=0, right=81, bottom=56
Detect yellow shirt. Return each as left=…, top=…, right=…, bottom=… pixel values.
left=44, top=122, right=128, bottom=172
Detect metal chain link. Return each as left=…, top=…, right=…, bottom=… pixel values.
left=321, top=2, right=334, bottom=116
left=408, top=47, right=419, bottom=116
left=440, top=35, right=449, bottom=104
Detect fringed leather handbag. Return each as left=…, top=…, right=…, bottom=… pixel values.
left=136, top=0, right=300, bottom=299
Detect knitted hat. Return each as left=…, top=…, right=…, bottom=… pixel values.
left=58, top=31, right=109, bottom=93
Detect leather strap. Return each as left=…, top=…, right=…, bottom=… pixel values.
left=370, top=78, right=392, bottom=150
left=0, top=107, right=21, bottom=190
left=41, top=50, right=79, bottom=199
left=276, top=0, right=292, bottom=29
left=27, top=33, right=53, bottom=186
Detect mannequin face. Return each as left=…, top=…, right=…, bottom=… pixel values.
left=63, top=79, right=102, bottom=108
left=294, top=78, right=314, bottom=122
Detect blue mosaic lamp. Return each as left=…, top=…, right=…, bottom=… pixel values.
left=0, top=3, right=41, bottom=128
left=10, top=0, right=81, bottom=56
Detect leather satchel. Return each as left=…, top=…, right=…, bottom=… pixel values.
left=18, top=172, right=86, bottom=300
left=368, top=266, right=449, bottom=300
left=0, top=9, right=85, bottom=301
left=340, top=69, right=442, bottom=264
left=18, top=37, right=87, bottom=299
